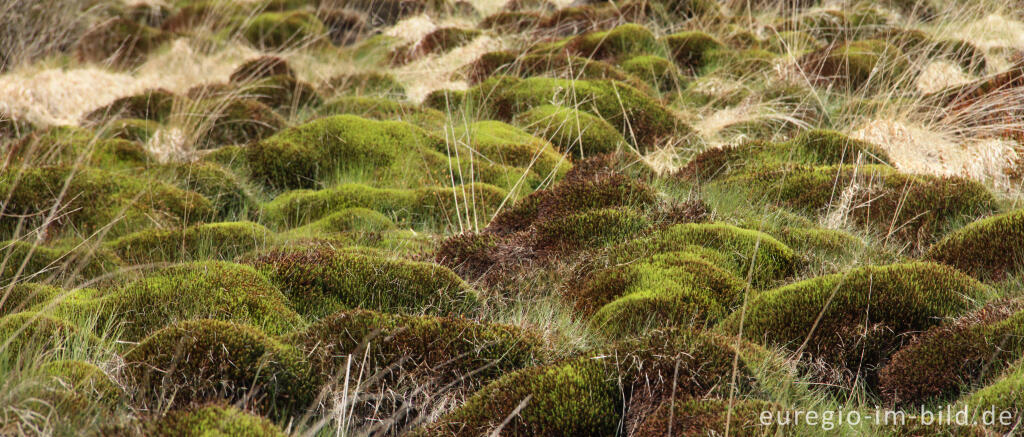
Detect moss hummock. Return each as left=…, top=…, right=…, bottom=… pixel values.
left=109, top=221, right=273, bottom=264
left=926, top=209, right=1024, bottom=281
left=145, top=404, right=288, bottom=437
left=246, top=246, right=478, bottom=319
left=242, top=11, right=326, bottom=50
left=513, top=104, right=626, bottom=158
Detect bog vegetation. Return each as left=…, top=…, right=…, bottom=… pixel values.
left=3, top=0, right=1024, bottom=435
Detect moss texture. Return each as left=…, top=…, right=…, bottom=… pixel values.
left=800, top=39, right=909, bottom=89
left=124, top=319, right=314, bottom=415
left=9, top=126, right=149, bottom=169
left=926, top=209, right=1024, bottom=281
left=246, top=246, right=478, bottom=319
left=721, top=262, right=989, bottom=389
left=191, top=98, right=286, bottom=149
left=83, top=89, right=176, bottom=125
left=145, top=404, right=288, bottom=437
left=665, top=31, right=724, bottom=72
left=109, top=221, right=273, bottom=265
left=1, top=240, right=120, bottom=285
left=0, top=166, right=213, bottom=240
left=242, top=11, right=326, bottom=50
left=453, top=120, right=570, bottom=180
left=570, top=23, right=660, bottom=61
left=513, top=104, right=625, bottom=158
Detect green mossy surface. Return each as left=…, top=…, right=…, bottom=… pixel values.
left=83, top=89, right=177, bottom=125
left=316, top=96, right=445, bottom=129
left=0, top=240, right=120, bottom=285
left=665, top=31, right=724, bottom=72
left=963, top=363, right=1024, bottom=434
left=513, top=104, right=626, bottom=158
left=191, top=98, right=287, bottom=150
left=242, top=11, right=326, bottom=50
left=926, top=209, right=1024, bottom=281
left=570, top=23, right=660, bottom=61
left=0, top=166, right=214, bottom=240
left=145, top=404, right=288, bottom=437
left=453, top=120, right=570, bottom=180
left=124, top=319, right=314, bottom=415
left=246, top=246, right=478, bottom=319
left=109, top=221, right=273, bottom=264
left=634, top=398, right=781, bottom=436
left=721, top=262, right=990, bottom=389
left=621, top=54, right=684, bottom=92
left=9, top=126, right=150, bottom=169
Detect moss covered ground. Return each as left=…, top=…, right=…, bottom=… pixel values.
left=4, top=0, right=1024, bottom=435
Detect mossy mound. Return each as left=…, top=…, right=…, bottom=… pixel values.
left=926, top=209, right=1024, bottom=281
left=102, top=118, right=157, bottom=143
left=610, top=223, right=796, bottom=288
left=283, top=207, right=395, bottom=236
left=124, top=319, right=314, bottom=415
left=963, top=363, right=1024, bottom=434
left=466, top=52, right=642, bottom=89
left=284, top=308, right=540, bottom=390
left=191, top=98, right=287, bottom=149
left=42, top=360, right=121, bottom=405
left=0, top=166, right=214, bottom=239
left=535, top=207, right=650, bottom=252
left=772, top=9, right=850, bottom=42
left=720, top=164, right=996, bottom=250
left=487, top=160, right=658, bottom=235
left=0, top=311, right=99, bottom=353
left=263, top=182, right=507, bottom=230
left=145, top=404, right=287, bottom=437
left=322, top=71, right=406, bottom=98
left=633, top=398, right=781, bottom=436
left=246, top=246, right=478, bottom=319
left=665, top=31, right=724, bottom=73
left=154, top=161, right=258, bottom=218
left=242, top=11, right=326, bottom=50
left=703, top=48, right=777, bottom=77
left=316, top=96, right=446, bottom=129
left=454, top=120, right=570, bottom=180
left=74, top=17, right=168, bottom=68
left=83, top=89, right=176, bottom=125
left=109, top=221, right=273, bottom=265
left=513, top=104, right=626, bottom=158
left=800, top=39, right=909, bottom=89
left=1, top=283, right=63, bottom=316
left=621, top=54, right=683, bottom=92
left=242, top=74, right=323, bottom=111
left=570, top=23, right=660, bottom=61
left=245, top=114, right=528, bottom=191
left=721, top=262, right=989, bottom=389
left=879, top=300, right=1024, bottom=406
left=479, top=11, right=542, bottom=32
left=584, top=249, right=746, bottom=337
left=0, top=240, right=120, bottom=285
left=228, top=56, right=295, bottom=83
left=317, top=7, right=368, bottom=46
left=8, top=126, right=150, bottom=169
left=677, top=129, right=891, bottom=182
left=51, top=261, right=303, bottom=341
left=415, top=357, right=621, bottom=436
left=417, top=26, right=481, bottom=55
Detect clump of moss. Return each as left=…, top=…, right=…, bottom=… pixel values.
left=963, top=362, right=1024, bottom=434
left=800, top=39, right=909, bottom=89
left=246, top=246, right=478, bottom=319
left=879, top=300, right=1024, bottom=406
left=0, top=240, right=120, bottom=285
left=570, top=23, right=660, bottom=61
left=284, top=309, right=540, bottom=391
left=538, top=3, right=622, bottom=36
left=703, top=48, right=777, bottom=76
left=316, top=96, right=446, bottom=129
left=721, top=262, right=990, bottom=390
left=322, top=71, right=406, bottom=98
left=454, top=120, right=570, bottom=180
left=514, top=104, right=626, bottom=158
left=611, top=223, right=796, bottom=288
left=621, top=54, right=683, bottom=92
left=768, top=30, right=820, bottom=53
left=191, top=98, right=287, bottom=149
left=0, top=311, right=99, bottom=353
left=480, top=11, right=542, bottom=33
left=1, top=283, right=62, bottom=316
left=581, top=250, right=745, bottom=337
left=434, top=232, right=501, bottom=279
left=124, top=319, right=314, bottom=415
left=773, top=9, right=850, bottom=42
left=415, top=357, right=621, bottom=436
left=228, top=56, right=295, bottom=83
left=468, top=53, right=642, bottom=90
left=242, top=75, right=323, bottom=111
left=74, top=17, right=168, bottom=68
left=283, top=207, right=395, bottom=237
left=8, top=126, right=149, bottom=169
left=42, top=360, right=121, bottom=405
left=414, top=27, right=481, bottom=56
left=145, top=404, right=288, bottom=437
left=926, top=209, right=1024, bottom=281
left=83, top=89, right=177, bottom=125
left=154, top=161, right=258, bottom=218
left=535, top=207, right=649, bottom=251
left=664, top=31, right=723, bottom=72
left=633, top=398, right=781, bottom=436
left=262, top=182, right=508, bottom=229
left=109, top=221, right=273, bottom=265
left=0, top=166, right=214, bottom=239
left=243, top=11, right=326, bottom=50
left=720, top=164, right=996, bottom=250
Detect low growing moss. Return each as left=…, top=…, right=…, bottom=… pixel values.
left=535, top=207, right=650, bottom=251
left=453, top=120, right=570, bottom=180
left=1, top=240, right=120, bottom=286
left=124, top=319, right=314, bottom=416
left=926, top=209, right=1024, bottom=281
left=83, top=89, right=177, bottom=125
left=242, top=11, right=326, bottom=50
left=570, top=23, right=661, bottom=61
left=800, top=39, right=909, bottom=89
left=191, top=98, right=286, bottom=149
left=720, top=262, right=990, bottom=390
left=621, top=54, right=683, bottom=92
left=145, top=404, right=288, bottom=437
left=633, top=398, right=781, bottom=436
left=228, top=56, right=295, bottom=83
left=9, top=126, right=149, bottom=169
left=514, top=104, right=626, bottom=158
left=246, top=246, right=478, bottom=319
left=109, top=221, right=273, bottom=265
left=664, top=31, right=724, bottom=72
